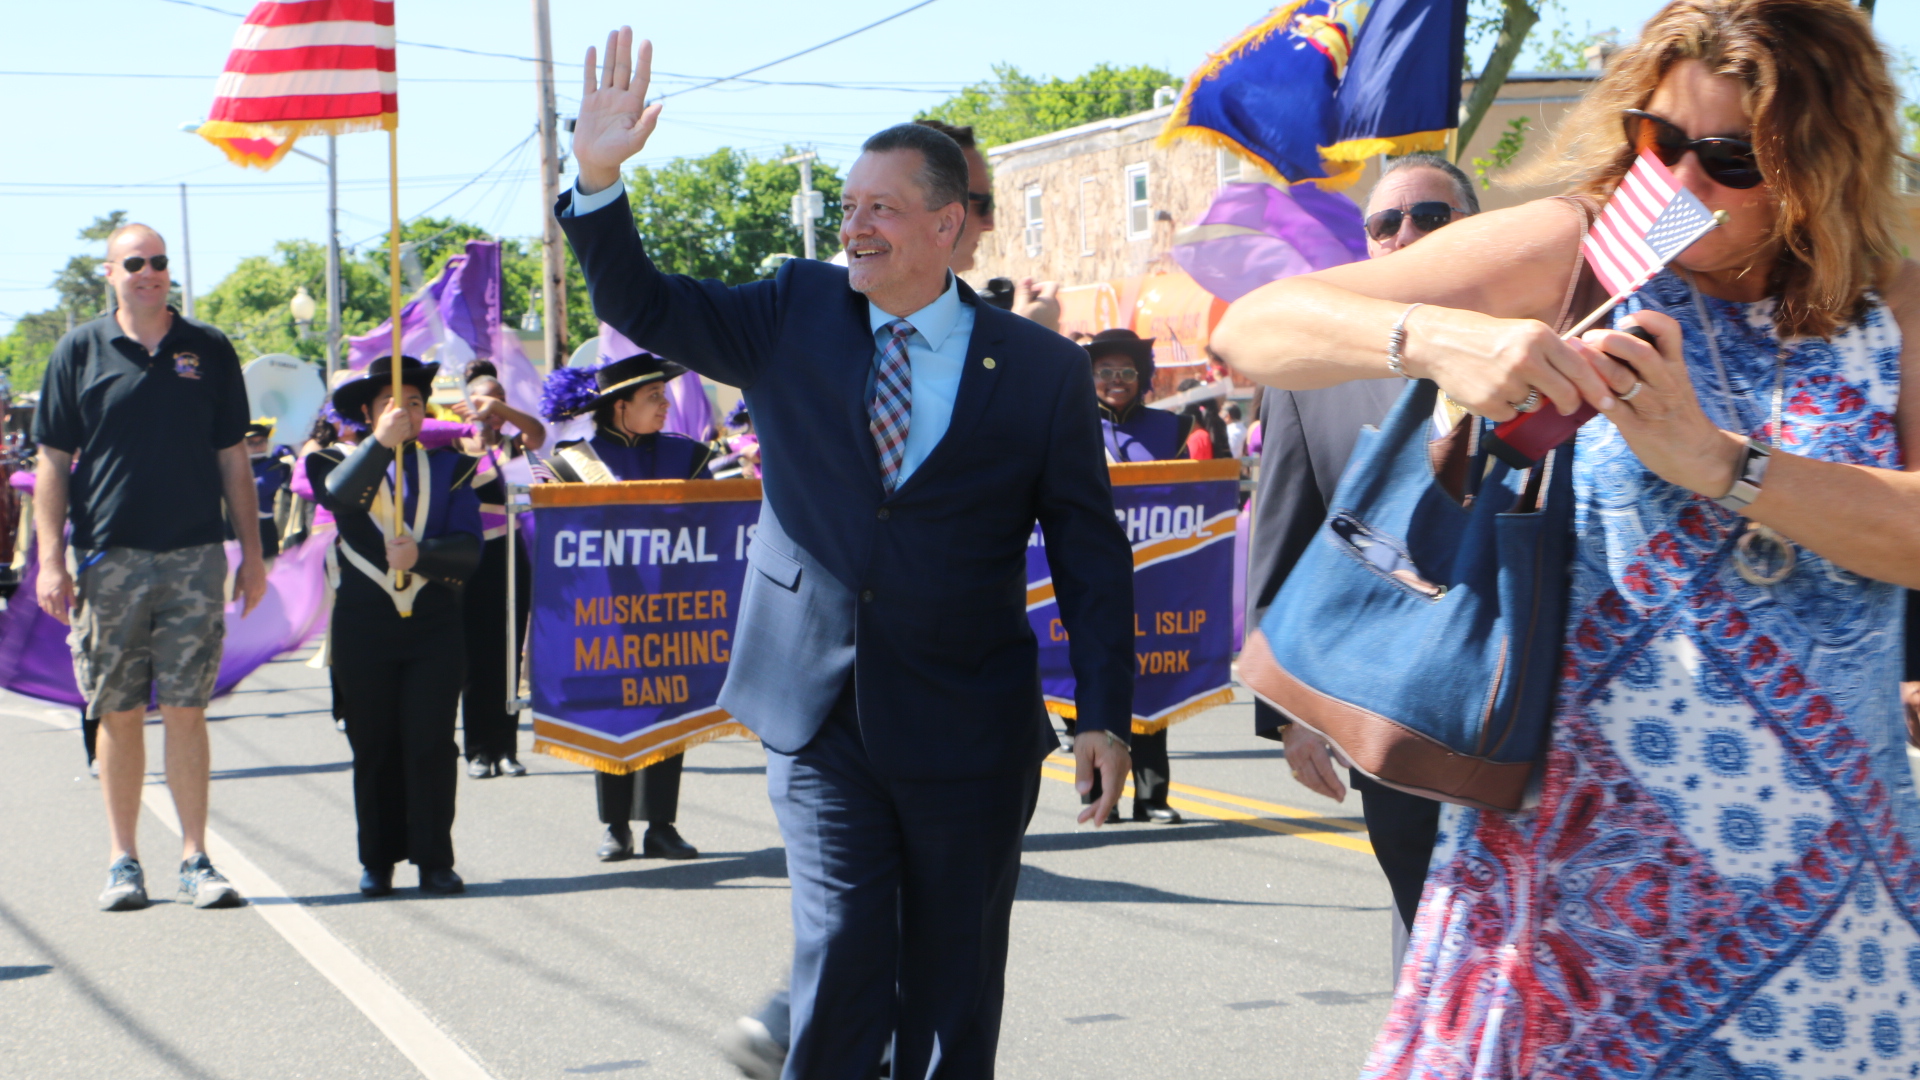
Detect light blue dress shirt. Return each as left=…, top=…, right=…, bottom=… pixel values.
left=567, top=178, right=973, bottom=487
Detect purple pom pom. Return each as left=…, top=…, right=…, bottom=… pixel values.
left=541, top=366, right=600, bottom=421
left=322, top=397, right=367, bottom=437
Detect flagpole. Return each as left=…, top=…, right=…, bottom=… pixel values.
left=388, top=126, right=411, bottom=598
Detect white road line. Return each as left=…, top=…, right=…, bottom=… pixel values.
left=10, top=696, right=494, bottom=1080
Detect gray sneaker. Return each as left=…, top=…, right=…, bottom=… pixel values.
left=178, top=854, right=243, bottom=909
left=99, top=856, right=149, bottom=912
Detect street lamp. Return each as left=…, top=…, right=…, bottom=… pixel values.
left=291, top=285, right=317, bottom=340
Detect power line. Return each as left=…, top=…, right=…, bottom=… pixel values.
left=655, top=0, right=943, bottom=100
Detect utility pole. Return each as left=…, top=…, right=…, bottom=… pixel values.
left=784, top=150, right=822, bottom=260
left=325, top=132, right=342, bottom=379
left=532, top=0, right=568, bottom=367
left=178, top=184, right=195, bottom=319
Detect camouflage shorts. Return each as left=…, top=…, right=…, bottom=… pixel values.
left=72, top=544, right=228, bottom=717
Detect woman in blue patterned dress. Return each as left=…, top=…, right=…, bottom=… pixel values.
left=1212, top=1, right=1920, bottom=1075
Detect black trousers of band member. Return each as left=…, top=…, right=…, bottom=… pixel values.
left=1351, top=770, right=1442, bottom=930
left=597, top=755, right=683, bottom=824
left=1062, top=718, right=1170, bottom=808
left=462, top=537, right=530, bottom=761
left=335, top=606, right=466, bottom=871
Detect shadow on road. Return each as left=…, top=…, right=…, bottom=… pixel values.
left=1016, top=864, right=1279, bottom=906
left=0, top=964, right=53, bottom=982
left=213, top=761, right=352, bottom=781
left=289, top=847, right=791, bottom=906
left=1023, top=820, right=1248, bottom=853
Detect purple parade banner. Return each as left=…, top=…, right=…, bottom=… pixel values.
left=526, top=479, right=762, bottom=773
left=1028, top=459, right=1241, bottom=734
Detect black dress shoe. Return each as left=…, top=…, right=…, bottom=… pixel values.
left=360, top=865, right=394, bottom=898
left=1136, top=805, right=1184, bottom=824
left=467, top=755, right=496, bottom=779
left=597, top=824, right=634, bottom=862
left=498, top=756, right=527, bottom=778
left=419, top=867, right=465, bottom=895
left=642, top=823, right=699, bottom=860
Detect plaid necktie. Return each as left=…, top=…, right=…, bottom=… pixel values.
left=870, top=319, right=915, bottom=492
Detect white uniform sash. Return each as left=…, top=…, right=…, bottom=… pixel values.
left=337, top=444, right=433, bottom=616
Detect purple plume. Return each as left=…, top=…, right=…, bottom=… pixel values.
left=541, top=366, right=600, bottom=421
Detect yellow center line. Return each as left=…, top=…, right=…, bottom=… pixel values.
left=1044, top=755, right=1368, bottom=831
left=1036, top=764, right=1374, bottom=856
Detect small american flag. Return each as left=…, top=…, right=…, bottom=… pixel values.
left=1582, top=149, right=1719, bottom=297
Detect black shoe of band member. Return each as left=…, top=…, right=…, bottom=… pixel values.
left=498, top=756, right=527, bottom=777
left=1135, top=804, right=1183, bottom=825
left=467, top=754, right=496, bottom=780
left=419, top=867, right=465, bottom=895
left=643, top=823, right=699, bottom=860
left=360, top=865, right=394, bottom=898
left=597, top=823, right=635, bottom=862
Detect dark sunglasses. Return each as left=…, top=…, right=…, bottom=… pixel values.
left=119, top=254, right=169, bottom=273
left=1364, top=202, right=1466, bottom=242
left=967, top=191, right=994, bottom=217
left=1622, top=109, right=1761, bottom=190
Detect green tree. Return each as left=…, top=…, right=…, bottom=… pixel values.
left=917, top=63, right=1182, bottom=148
left=625, top=146, right=845, bottom=285
left=0, top=210, right=135, bottom=391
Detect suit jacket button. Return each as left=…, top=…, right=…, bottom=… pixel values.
left=983, top=357, right=996, bottom=369
left=876, top=508, right=890, bottom=520
left=861, top=589, right=874, bottom=603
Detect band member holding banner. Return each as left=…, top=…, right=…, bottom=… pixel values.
left=309, top=356, right=483, bottom=898
left=567, top=39, right=1134, bottom=1077
left=541, top=350, right=713, bottom=862
left=1072, top=328, right=1185, bottom=824
left=454, top=360, right=546, bottom=781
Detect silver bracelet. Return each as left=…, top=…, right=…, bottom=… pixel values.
left=1712, top=437, right=1772, bottom=512
left=1387, top=302, right=1424, bottom=379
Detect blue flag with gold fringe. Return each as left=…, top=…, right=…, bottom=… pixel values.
left=1161, top=0, right=1467, bottom=189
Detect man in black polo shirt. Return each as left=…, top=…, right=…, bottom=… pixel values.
left=34, top=222, right=268, bottom=912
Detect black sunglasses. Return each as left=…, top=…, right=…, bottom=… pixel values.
left=119, top=254, right=169, bottom=274
left=1622, top=109, right=1761, bottom=190
left=967, top=191, right=994, bottom=217
left=1364, top=202, right=1466, bottom=242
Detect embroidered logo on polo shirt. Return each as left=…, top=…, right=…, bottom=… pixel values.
left=173, top=352, right=202, bottom=379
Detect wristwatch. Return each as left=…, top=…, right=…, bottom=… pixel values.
left=1712, top=437, right=1771, bottom=512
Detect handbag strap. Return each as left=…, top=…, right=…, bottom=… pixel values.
left=1549, top=195, right=1604, bottom=334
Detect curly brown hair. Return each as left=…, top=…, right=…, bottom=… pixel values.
left=1515, top=0, right=1906, bottom=339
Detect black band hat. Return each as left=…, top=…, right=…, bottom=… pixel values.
left=542, top=351, right=688, bottom=420
left=332, top=355, right=440, bottom=421
left=1085, top=328, right=1156, bottom=367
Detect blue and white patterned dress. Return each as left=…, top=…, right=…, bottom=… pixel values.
left=1363, top=270, right=1920, bottom=1079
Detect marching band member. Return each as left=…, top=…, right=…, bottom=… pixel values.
left=308, top=356, right=483, bottom=897
left=1071, top=329, right=1184, bottom=823
left=452, top=360, right=547, bottom=780
left=541, top=350, right=712, bottom=863
left=242, top=419, right=292, bottom=562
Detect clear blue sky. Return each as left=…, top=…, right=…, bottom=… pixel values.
left=2, top=0, right=1914, bottom=335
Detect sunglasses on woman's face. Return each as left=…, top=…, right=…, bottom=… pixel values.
left=967, top=191, right=994, bottom=217
left=1364, top=202, right=1464, bottom=242
left=119, top=254, right=168, bottom=274
left=1622, top=109, right=1762, bottom=190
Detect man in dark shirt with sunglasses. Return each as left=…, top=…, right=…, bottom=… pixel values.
left=34, top=222, right=266, bottom=913
left=1248, top=152, right=1477, bottom=974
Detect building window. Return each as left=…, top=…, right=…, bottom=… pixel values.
left=1078, top=177, right=1097, bottom=256
left=1125, top=164, right=1150, bottom=239
left=1218, top=149, right=1244, bottom=184
left=1024, top=186, right=1044, bottom=257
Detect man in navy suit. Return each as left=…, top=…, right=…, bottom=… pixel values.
left=562, top=30, right=1136, bottom=1079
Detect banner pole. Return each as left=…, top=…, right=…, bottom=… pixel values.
left=388, top=127, right=411, bottom=596
left=506, top=485, right=520, bottom=715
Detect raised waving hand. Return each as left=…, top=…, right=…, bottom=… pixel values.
left=573, top=28, right=664, bottom=196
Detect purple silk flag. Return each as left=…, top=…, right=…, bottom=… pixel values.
left=1172, top=182, right=1366, bottom=303
left=1027, top=461, right=1241, bottom=734
left=0, top=535, right=333, bottom=707
left=525, top=481, right=760, bottom=773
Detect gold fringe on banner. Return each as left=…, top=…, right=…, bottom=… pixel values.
left=534, top=721, right=755, bottom=775
left=1044, top=686, right=1238, bottom=737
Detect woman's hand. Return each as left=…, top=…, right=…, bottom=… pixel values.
left=1404, top=307, right=1615, bottom=422
left=1281, top=723, right=1347, bottom=803
left=454, top=395, right=507, bottom=428
left=1576, top=311, right=1745, bottom=498
left=372, top=401, right=420, bottom=449
left=386, top=535, right=419, bottom=572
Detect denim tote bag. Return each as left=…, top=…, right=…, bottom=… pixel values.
left=1239, top=379, right=1574, bottom=811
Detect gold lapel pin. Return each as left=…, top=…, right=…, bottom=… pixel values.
left=983, top=357, right=997, bottom=369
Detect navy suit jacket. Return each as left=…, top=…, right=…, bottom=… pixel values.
left=560, top=190, right=1134, bottom=780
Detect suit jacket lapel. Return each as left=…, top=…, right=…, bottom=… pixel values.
left=893, top=298, right=1004, bottom=497
left=836, top=287, right=887, bottom=490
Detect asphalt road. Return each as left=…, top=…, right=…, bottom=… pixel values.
left=1, top=649, right=1400, bottom=1080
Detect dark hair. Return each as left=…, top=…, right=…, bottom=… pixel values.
left=590, top=384, right=646, bottom=431
left=1377, top=152, right=1480, bottom=215
left=862, top=123, right=969, bottom=213
left=307, top=412, right=338, bottom=449
left=912, top=118, right=976, bottom=150
left=465, top=358, right=498, bottom=383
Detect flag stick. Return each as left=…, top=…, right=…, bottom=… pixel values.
left=1560, top=211, right=1730, bottom=342
left=388, top=127, right=411, bottom=598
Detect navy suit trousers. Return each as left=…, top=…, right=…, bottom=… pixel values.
left=767, top=682, right=1040, bottom=1080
